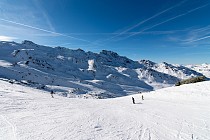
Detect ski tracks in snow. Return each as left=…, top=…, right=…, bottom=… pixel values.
left=0, top=115, right=17, bottom=140
left=1, top=80, right=210, bottom=140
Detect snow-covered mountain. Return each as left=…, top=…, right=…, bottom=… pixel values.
left=1, top=78, right=210, bottom=140
left=186, top=63, right=210, bottom=78
left=0, top=40, right=203, bottom=98
left=139, top=60, right=202, bottom=79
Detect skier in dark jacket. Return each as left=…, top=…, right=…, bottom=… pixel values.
left=132, top=97, right=135, bottom=104
left=142, top=95, right=144, bottom=100
left=51, top=90, right=54, bottom=98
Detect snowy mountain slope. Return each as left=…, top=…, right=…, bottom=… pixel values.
left=0, top=79, right=210, bottom=140
left=139, top=60, right=203, bottom=79
left=0, top=41, right=203, bottom=98
left=186, top=63, right=210, bottom=78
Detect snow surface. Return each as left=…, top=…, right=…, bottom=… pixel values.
left=0, top=79, right=210, bottom=140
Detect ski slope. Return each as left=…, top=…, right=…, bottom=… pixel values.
left=0, top=80, right=210, bottom=140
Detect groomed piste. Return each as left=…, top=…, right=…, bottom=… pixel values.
left=0, top=79, right=210, bottom=140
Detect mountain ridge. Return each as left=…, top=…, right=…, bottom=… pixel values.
left=0, top=40, right=204, bottom=98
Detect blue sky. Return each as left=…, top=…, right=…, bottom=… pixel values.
left=0, top=0, right=210, bottom=64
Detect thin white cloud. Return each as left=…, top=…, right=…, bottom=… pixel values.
left=168, top=24, right=210, bottom=44
left=187, top=35, right=210, bottom=43
left=59, top=29, right=188, bottom=36
left=184, top=51, right=210, bottom=55
left=0, top=18, right=92, bottom=43
left=99, top=0, right=188, bottom=42
left=183, top=25, right=210, bottom=43
left=192, top=25, right=210, bottom=33
left=32, top=0, right=56, bottom=32
left=0, top=35, right=17, bottom=41
left=115, top=3, right=209, bottom=41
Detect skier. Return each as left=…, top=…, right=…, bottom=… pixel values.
left=51, top=90, right=54, bottom=98
left=132, top=97, right=135, bottom=104
left=142, top=95, right=144, bottom=100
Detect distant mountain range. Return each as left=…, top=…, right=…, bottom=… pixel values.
left=186, top=63, right=210, bottom=78
left=0, top=40, right=206, bottom=98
